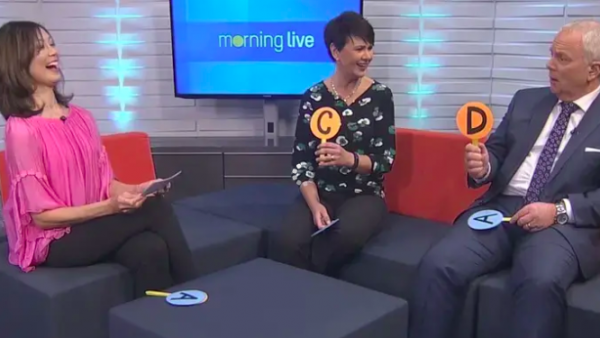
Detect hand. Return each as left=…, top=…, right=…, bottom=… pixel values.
left=310, top=203, right=332, bottom=229
left=315, top=142, right=354, bottom=167
left=135, top=179, right=171, bottom=196
left=110, top=191, right=146, bottom=213
left=465, top=143, right=490, bottom=180
left=510, top=202, right=557, bottom=232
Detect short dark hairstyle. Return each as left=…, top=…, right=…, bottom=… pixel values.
left=323, top=11, right=375, bottom=60
left=0, top=21, right=72, bottom=120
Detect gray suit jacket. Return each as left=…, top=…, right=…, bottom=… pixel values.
left=467, top=86, right=600, bottom=278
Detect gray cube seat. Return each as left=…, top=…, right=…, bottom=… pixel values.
left=109, top=258, right=408, bottom=338
left=0, top=249, right=131, bottom=338
left=0, top=206, right=261, bottom=338
left=175, top=183, right=299, bottom=254
left=174, top=205, right=262, bottom=276
left=340, top=214, right=450, bottom=299
left=478, top=271, right=600, bottom=338
left=176, top=185, right=451, bottom=299
left=340, top=215, right=483, bottom=338
left=175, top=183, right=298, bottom=232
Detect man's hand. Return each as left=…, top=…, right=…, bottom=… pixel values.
left=511, top=202, right=557, bottom=232
left=315, top=142, right=354, bottom=167
left=465, top=143, right=490, bottom=180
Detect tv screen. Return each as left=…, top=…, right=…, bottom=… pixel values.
left=169, top=0, right=364, bottom=98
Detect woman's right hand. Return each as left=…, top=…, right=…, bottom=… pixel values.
left=109, top=191, right=146, bottom=213
left=310, top=203, right=331, bottom=229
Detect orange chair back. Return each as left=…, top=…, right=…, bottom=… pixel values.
left=384, top=128, right=488, bottom=224
left=0, top=132, right=156, bottom=204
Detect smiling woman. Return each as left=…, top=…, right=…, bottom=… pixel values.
left=0, top=21, right=197, bottom=298
left=268, top=11, right=397, bottom=277
left=0, top=21, right=71, bottom=118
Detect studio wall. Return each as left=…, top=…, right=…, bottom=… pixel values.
left=0, top=0, right=598, bottom=146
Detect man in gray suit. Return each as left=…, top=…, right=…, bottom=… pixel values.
left=408, top=20, right=600, bottom=338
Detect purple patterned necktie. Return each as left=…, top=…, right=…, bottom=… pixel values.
left=524, top=101, right=579, bottom=204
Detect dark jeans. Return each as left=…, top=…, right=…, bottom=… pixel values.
left=269, top=191, right=388, bottom=277
left=44, top=196, right=197, bottom=298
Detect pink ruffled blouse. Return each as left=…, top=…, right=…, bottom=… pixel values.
left=2, top=105, right=114, bottom=272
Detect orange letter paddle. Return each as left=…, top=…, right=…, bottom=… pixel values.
left=310, top=107, right=341, bottom=143
left=456, top=102, right=494, bottom=146
left=310, top=107, right=341, bottom=162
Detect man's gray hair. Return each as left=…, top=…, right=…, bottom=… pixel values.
left=561, top=20, right=600, bottom=63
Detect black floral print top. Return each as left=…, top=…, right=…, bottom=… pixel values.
left=291, top=80, right=396, bottom=198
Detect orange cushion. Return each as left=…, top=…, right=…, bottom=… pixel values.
left=101, top=132, right=156, bottom=185
left=0, top=132, right=156, bottom=204
left=383, top=128, right=487, bottom=224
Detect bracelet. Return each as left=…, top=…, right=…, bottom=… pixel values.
left=350, top=152, right=359, bottom=171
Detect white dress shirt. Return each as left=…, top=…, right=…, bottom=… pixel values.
left=503, top=85, right=600, bottom=220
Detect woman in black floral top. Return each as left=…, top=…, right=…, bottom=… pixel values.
left=269, top=11, right=396, bottom=277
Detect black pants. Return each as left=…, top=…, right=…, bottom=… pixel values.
left=44, top=196, right=197, bottom=298
left=269, top=192, right=388, bottom=276
left=408, top=195, right=582, bottom=338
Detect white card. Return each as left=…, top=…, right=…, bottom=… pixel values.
left=311, top=218, right=340, bottom=237
left=142, top=171, right=182, bottom=196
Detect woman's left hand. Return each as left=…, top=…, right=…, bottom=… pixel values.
left=315, top=142, right=354, bottom=167
left=134, top=179, right=171, bottom=196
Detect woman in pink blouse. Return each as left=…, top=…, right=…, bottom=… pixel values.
left=0, top=21, right=196, bottom=298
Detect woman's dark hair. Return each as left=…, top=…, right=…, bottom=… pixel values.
left=0, top=21, right=72, bottom=120
left=323, top=11, right=375, bottom=61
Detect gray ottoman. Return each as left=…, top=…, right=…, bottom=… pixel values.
left=110, top=258, right=408, bottom=338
